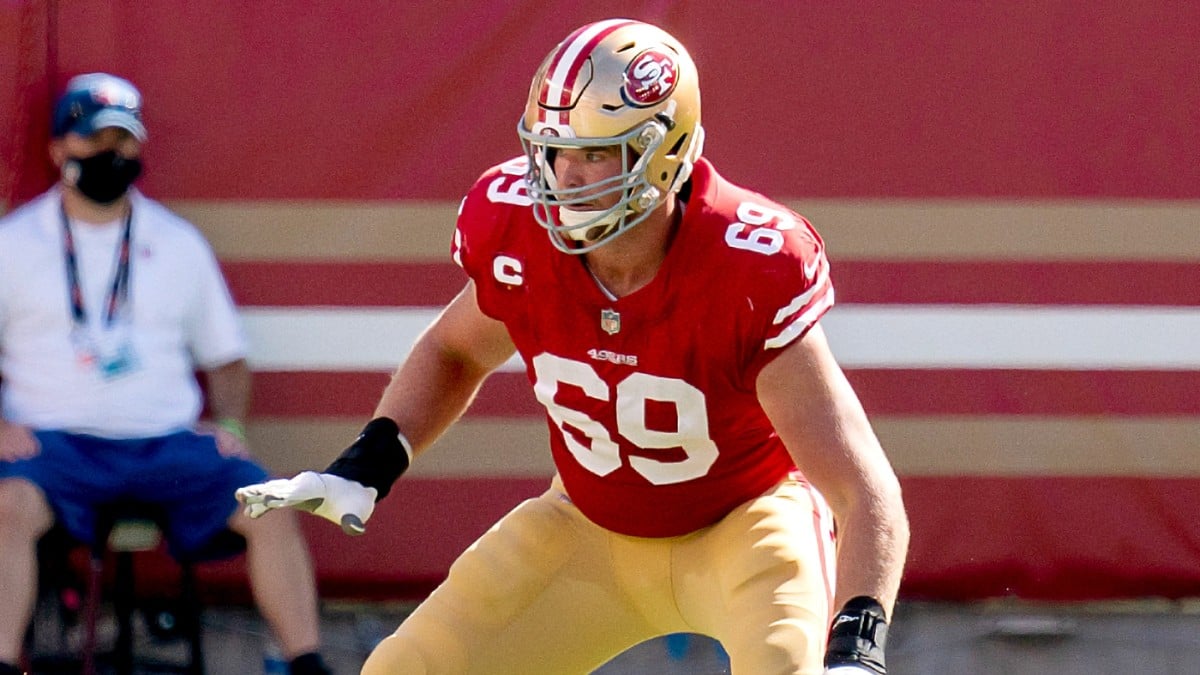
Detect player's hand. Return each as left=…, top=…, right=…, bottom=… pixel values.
left=198, top=420, right=251, bottom=459
left=235, top=471, right=378, bottom=535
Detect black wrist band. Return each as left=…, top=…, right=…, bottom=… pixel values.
left=824, top=595, right=889, bottom=674
left=323, top=417, right=411, bottom=501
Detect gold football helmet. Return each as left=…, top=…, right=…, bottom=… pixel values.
left=518, top=19, right=705, bottom=253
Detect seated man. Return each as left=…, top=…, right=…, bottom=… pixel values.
left=0, top=73, right=331, bottom=675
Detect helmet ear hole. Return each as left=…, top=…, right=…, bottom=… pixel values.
left=666, top=133, right=687, bottom=158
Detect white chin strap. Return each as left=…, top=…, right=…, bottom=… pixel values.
left=558, top=207, right=623, bottom=242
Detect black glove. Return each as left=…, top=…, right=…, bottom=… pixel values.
left=823, top=596, right=888, bottom=674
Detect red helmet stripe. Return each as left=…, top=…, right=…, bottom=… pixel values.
left=538, top=19, right=637, bottom=126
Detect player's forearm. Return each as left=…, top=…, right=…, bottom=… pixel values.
left=370, top=336, right=493, bottom=458
left=831, top=483, right=909, bottom=618
left=369, top=282, right=514, bottom=457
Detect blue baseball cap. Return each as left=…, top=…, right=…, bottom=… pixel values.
left=52, top=73, right=147, bottom=141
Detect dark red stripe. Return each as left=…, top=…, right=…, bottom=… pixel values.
left=222, top=261, right=467, bottom=307
left=848, top=369, right=1200, bottom=416
left=222, top=260, right=1200, bottom=308
left=901, top=476, right=1200, bottom=601
left=250, top=369, right=1200, bottom=418
left=190, top=476, right=1200, bottom=602
left=250, top=371, right=537, bottom=418
left=250, top=371, right=395, bottom=416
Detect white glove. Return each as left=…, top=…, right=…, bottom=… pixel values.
left=236, top=471, right=378, bottom=535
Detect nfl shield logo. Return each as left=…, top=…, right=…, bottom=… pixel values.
left=600, top=308, right=621, bottom=335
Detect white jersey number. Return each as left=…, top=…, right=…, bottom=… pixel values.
left=724, top=201, right=796, bottom=255
left=486, top=156, right=533, bottom=206
left=531, top=353, right=719, bottom=485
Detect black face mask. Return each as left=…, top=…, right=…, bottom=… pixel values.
left=63, top=150, right=143, bottom=204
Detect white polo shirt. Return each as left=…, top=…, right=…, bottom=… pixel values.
left=0, top=187, right=247, bottom=438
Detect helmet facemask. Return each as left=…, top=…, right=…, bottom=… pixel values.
left=519, top=119, right=668, bottom=254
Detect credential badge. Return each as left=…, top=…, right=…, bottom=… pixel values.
left=600, top=308, right=621, bottom=336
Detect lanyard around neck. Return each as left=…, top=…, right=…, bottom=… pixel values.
left=60, top=201, right=133, bottom=329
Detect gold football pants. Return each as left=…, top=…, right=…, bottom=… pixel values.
left=362, top=475, right=835, bottom=675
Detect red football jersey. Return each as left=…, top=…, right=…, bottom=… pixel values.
left=452, top=156, right=834, bottom=537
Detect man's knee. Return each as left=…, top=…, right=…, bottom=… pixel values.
left=0, top=478, right=53, bottom=540
left=229, top=504, right=303, bottom=543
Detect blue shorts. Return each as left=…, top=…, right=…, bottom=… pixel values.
left=0, top=429, right=268, bottom=561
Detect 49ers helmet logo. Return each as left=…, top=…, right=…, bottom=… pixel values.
left=621, top=49, right=678, bottom=108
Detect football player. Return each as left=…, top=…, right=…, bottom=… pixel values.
left=239, top=18, right=908, bottom=675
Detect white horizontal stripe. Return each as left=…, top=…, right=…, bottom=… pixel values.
left=243, top=307, right=528, bottom=373
left=241, top=305, right=1200, bottom=371
left=822, top=305, right=1200, bottom=370
left=243, top=308, right=439, bottom=371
